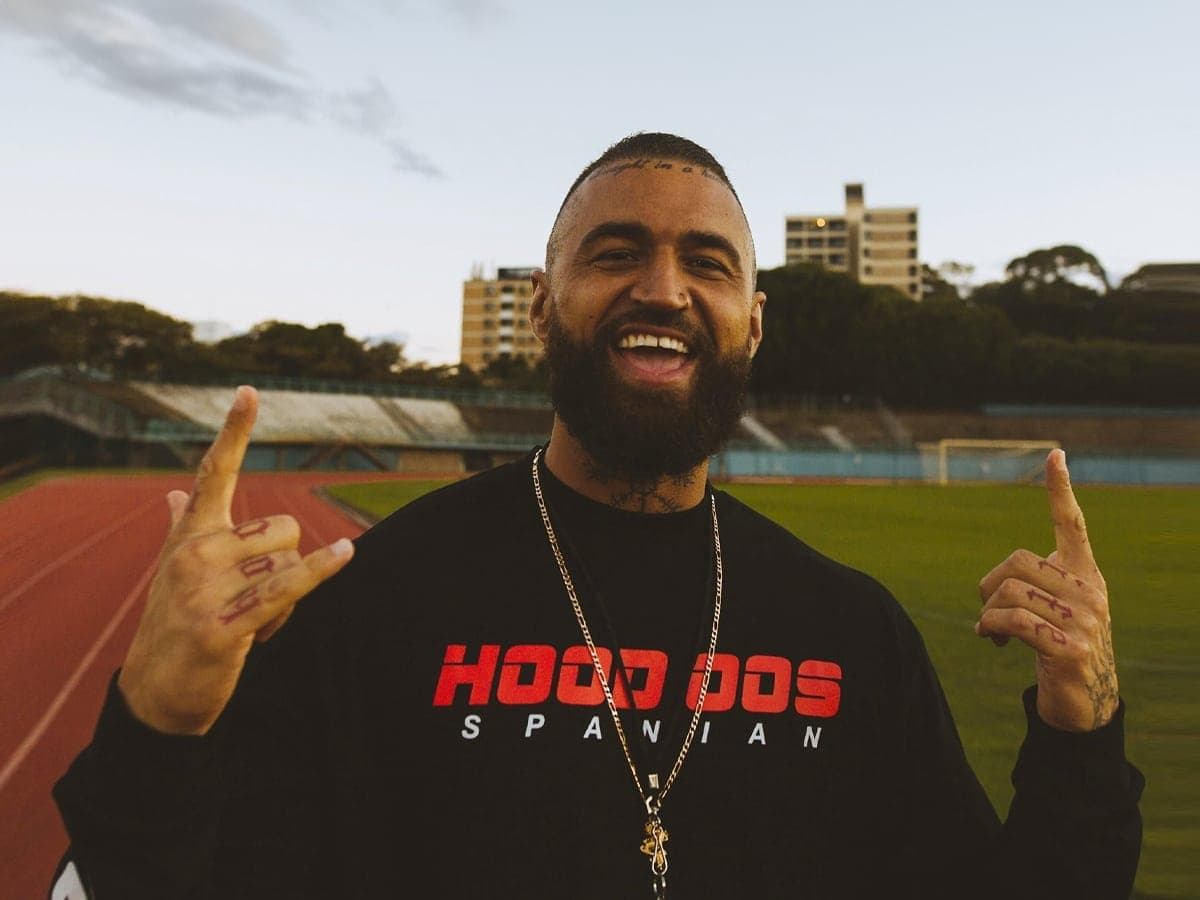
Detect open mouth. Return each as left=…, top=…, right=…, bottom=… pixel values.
left=612, top=331, right=694, bottom=380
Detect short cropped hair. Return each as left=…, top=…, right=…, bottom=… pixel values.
left=544, top=132, right=750, bottom=276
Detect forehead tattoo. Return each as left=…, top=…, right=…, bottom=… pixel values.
left=592, top=157, right=726, bottom=183
left=549, top=155, right=757, bottom=276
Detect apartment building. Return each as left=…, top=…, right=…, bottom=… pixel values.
left=459, top=265, right=543, bottom=371
left=785, top=183, right=921, bottom=300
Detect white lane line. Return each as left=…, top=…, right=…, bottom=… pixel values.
left=0, top=558, right=156, bottom=796
left=0, top=491, right=94, bottom=567
left=0, top=495, right=160, bottom=615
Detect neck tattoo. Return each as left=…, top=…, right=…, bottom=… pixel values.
left=582, top=459, right=699, bottom=513
left=531, top=448, right=724, bottom=899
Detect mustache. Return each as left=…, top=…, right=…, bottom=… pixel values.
left=593, top=308, right=716, bottom=356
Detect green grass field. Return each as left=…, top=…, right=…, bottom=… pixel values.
left=0, top=467, right=170, bottom=502
left=326, top=476, right=1200, bottom=900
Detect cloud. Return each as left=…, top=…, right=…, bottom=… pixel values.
left=134, top=0, right=293, bottom=69
left=56, top=25, right=312, bottom=118
left=0, top=0, right=444, bottom=175
left=327, top=77, right=441, bottom=176
left=369, top=0, right=507, bottom=28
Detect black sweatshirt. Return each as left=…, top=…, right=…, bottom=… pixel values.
left=52, top=450, right=1144, bottom=898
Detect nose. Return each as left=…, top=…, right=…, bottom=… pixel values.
left=628, top=253, right=689, bottom=310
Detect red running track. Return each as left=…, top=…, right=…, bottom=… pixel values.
left=0, top=471, right=399, bottom=900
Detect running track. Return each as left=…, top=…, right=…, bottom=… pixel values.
left=0, top=471, right=399, bottom=900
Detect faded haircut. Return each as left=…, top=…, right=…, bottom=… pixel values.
left=543, top=132, right=751, bottom=276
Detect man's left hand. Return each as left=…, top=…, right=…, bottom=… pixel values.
left=977, top=448, right=1119, bottom=732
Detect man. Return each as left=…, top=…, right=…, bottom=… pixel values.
left=51, top=133, right=1143, bottom=899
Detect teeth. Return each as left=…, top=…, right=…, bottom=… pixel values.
left=618, top=333, right=690, bottom=354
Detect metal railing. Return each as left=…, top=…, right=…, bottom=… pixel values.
left=133, top=371, right=554, bottom=409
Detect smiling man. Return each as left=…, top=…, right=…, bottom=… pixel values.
left=533, top=140, right=764, bottom=506
left=51, top=133, right=1143, bottom=899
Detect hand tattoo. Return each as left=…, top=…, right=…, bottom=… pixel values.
left=1033, top=622, right=1068, bottom=645
left=239, top=555, right=275, bottom=578
left=232, top=518, right=270, bottom=540
left=1084, top=620, right=1119, bottom=729
left=1037, top=558, right=1068, bottom=579
left=218, top=586, right=261, bottom=625
left=1026, top=588, right=1073, bottom=620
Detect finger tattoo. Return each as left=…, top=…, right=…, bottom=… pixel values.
left=232, top=518, right=270, bottom=540
left=218, top=585, right=262, bottom=625
left=1033, top=622, right=1068, bottom=645
left=1026, top=588, right=1072, bottom=619
left=1037, top=558, right=1068, bottom=579
left=239, top=555, right=275, bottom=578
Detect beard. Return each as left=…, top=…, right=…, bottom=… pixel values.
left=543, top=305, right=753, bottom=481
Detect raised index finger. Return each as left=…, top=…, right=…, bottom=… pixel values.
left=181, top=385, right=258, bottom=531
left=1045, top=448, right=1094, bottom=571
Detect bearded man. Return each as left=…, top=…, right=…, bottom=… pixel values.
left=51, top=133, right=1143, bottom=899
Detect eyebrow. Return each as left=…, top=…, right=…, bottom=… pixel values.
left=577, top=220, right=744, bottom=273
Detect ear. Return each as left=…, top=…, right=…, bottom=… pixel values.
left=747, top=290, right=766, bottom=358
left=529, top=268, right=552, bottom=343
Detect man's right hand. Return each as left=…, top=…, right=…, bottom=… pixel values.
left=117, top=385, right=355, bottom=735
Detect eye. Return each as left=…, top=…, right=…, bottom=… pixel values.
left=690, top=256, right=730, bottom=275
left=593, top=248, right=638, bottom=265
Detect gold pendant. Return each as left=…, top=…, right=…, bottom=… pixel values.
left=640, top=814, right=669, bottom=873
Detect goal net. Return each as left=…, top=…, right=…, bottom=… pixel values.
left=922, top=439, right=1062, bottom=485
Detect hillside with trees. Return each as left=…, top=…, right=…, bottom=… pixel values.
left=750, top=247, right=1200, bottom=409
left=4, top=246, right=1198, bottom=410
left=0, top=293, right=469, bottom=386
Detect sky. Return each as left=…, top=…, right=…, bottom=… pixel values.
left=1, top=0, right=1197, bottom=365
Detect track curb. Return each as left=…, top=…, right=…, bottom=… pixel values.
left=311, top=485, right=381, bottom=529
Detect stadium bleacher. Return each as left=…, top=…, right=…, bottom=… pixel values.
left=1, top=367, right=1197, bottom=483
left=132, top=383, right=480, bottom=446
left=747, top=405, right=1200, bottom=452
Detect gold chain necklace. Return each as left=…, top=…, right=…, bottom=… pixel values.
left=531, top=448, right=723, bottom=899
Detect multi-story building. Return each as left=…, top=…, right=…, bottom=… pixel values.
left=785, top=183, right=921, bottom=300
left=1119, top=262, right=1200, bottom=294
left=459, top=265, right=543, bottom=371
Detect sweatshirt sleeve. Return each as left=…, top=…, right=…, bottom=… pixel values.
left=50, top=673, right=226, bottom=899
left=888, top=622, right=1144, bottom=900
left=997, top=685, right=1145, bottom=899
left=50, top=620, right=337, bottom=900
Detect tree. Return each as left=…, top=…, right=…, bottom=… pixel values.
left=211, top=321, right=391, bottom=380
left=0, top=293, right=74, bottom=376
left=881, top=297, right=1016, bottom=408
left=750, top=264, right=903, bottom=400
left=71, top=296, right=198, bottom=377
left=1002, top=336, right=1200, bottom=405
left=936, top=261, right=977, bottom=299
left=0, top=290, right=495, bottom=389
left=0, top=292, right=202, bottom=378
left=971, top=279, right=1101, bottom=341
left=478, top=355, right=548, bottom=392
left=1004, top=245, right=1110, bottom=293
left=365, top=340, right=408, bottom=376
left=393, top=362, right=483, bottom=389
left=921, top=264, right=960, bottom=303
left=1095, top=290, right=1200, bottom=344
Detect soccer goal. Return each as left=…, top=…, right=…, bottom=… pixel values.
left=926, top=438, right=1062, bottom=486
